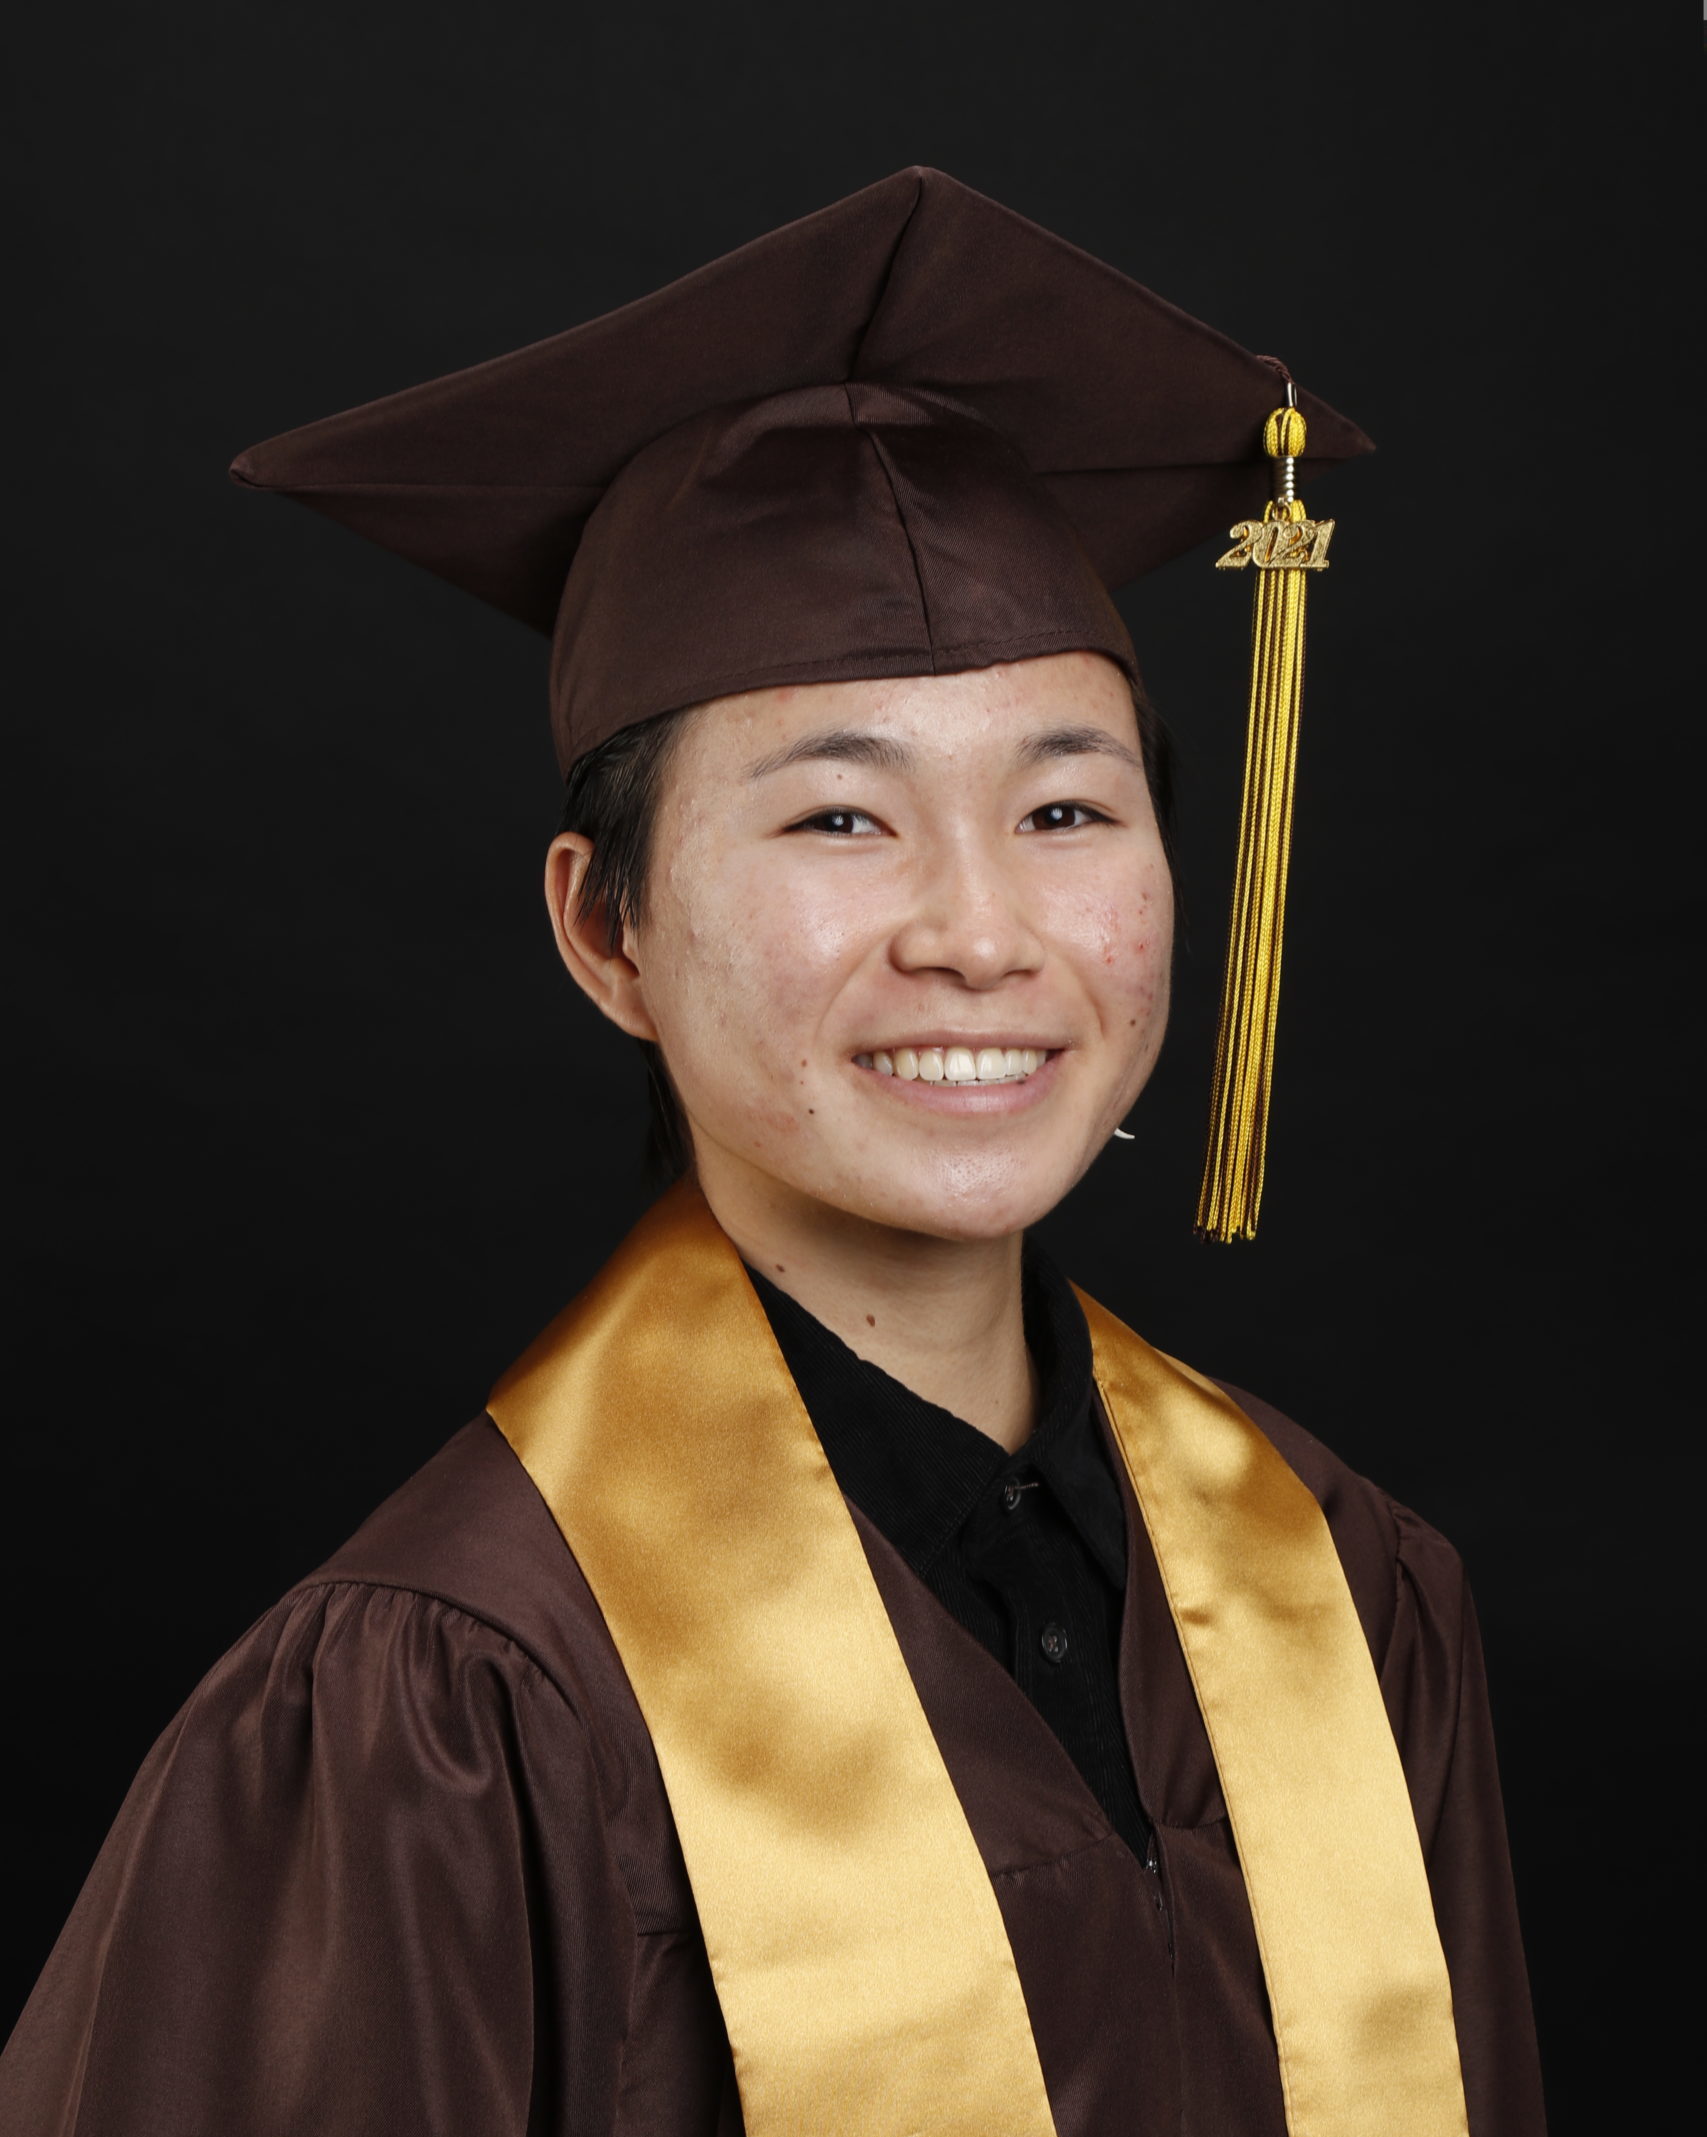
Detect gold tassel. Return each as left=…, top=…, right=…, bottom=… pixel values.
left=1196, top=402, right=1334, bottom=1242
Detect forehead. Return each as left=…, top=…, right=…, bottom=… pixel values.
left=684, top=651, right=1138, bottom=777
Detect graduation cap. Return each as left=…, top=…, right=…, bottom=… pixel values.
left=233, top=167, right=1371, bottom=1240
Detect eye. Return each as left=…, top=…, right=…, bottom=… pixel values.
left=1020, top=801, right=1110, bottom=832
left=787, top=807, right=884, bottom=837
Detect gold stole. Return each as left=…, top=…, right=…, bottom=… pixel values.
left=489, top=1183, right=1468, bottom=2137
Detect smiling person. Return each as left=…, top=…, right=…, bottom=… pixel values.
left=556, top=654, right=1172, bottom=1395
left=0, top=173, right=1545, bottom=2137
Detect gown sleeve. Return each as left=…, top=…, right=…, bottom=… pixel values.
left=0, top=1578, right=636, bottom=2137
left=1382, top=1505, right=1549, bottom=2137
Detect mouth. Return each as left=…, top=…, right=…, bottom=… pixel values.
left=852, top=1044, right=1058, bottom=1087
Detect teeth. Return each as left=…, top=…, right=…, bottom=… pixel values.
left=861, top=1045, right=1049, bottom=1085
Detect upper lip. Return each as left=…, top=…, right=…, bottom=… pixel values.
left=857, top=1038, right=1065, bottom=1053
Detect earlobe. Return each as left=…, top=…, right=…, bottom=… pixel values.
left=544, top=833, right=660, bottom=1042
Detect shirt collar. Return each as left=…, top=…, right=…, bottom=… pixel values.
left=748, top=1241, right=1125, bottom=1588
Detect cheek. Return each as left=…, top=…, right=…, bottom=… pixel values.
left=1060, top=862, right=1174, bottom=1020
left=1125, top=874, right=1175, bottom=1005
left=640, top=843, right=870, bottom=1110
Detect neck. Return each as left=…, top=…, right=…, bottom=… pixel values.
left=693, top=1159, right=1038, bottom=1454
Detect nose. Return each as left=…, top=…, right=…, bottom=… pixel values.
left=889, top=836, right=1045, bottom=989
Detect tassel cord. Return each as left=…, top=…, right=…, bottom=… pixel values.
left=1197, top=487, right=1313, bottom=1243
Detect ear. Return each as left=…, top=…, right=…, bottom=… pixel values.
left=544, top=833, right=660, bottom=1042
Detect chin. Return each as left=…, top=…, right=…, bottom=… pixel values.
left=825, top=1153, right=1079, bottom=1245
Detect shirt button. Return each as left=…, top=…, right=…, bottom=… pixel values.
left=1040, top=1622, right=1069, bottom=1664
left=1001, top=1482, right=1023, bottom=1513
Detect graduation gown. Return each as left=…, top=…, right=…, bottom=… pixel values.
left=0, top=1371, right=1543, bottom=2137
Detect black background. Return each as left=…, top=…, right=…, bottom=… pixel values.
left=8, top=2, right=1700, bottom=2125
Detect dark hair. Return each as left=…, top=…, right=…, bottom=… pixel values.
left=557, top=676, right=1176, bottom=1180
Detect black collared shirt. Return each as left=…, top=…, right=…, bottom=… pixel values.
left=750, top=1248, right=1152, bottom=1862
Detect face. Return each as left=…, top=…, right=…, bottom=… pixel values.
left=570, top=651, right=1173, bottom=1243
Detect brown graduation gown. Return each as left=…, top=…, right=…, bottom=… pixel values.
left=0, top=1386, right=1545, bottom=2135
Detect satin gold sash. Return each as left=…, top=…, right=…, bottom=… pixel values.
left=1079, top=1293, right=1469, bottom=2137
left=490, top=1182, right=1468, bottom=2137
left=490, top=1183, right=1055, bottom=2137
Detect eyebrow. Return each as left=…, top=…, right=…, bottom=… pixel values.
left=1018, top=724, right=1147, bottom=774
left=746, top=728, right=916, bottom=780
left=744, top=720, right=1145, bottom=782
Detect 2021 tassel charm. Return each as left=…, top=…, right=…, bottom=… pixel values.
left=1196, top=389, right=1335, bottom=1243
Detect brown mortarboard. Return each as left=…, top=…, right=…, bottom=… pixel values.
left=233, top=168, right=1372, bottom=1237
